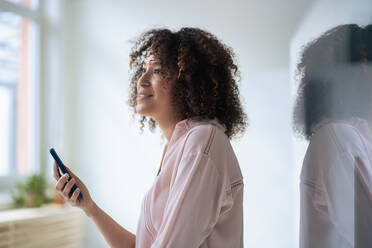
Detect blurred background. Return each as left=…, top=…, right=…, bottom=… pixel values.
left=0, top=0, right=371, bottom=247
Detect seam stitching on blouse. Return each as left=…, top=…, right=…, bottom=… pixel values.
left=328, top=125, right=346, bottom=155
left=231, top=180, right=243, bottom=188
left=301, top=180, right=322, bottom=194
left=203, top=126, right=216, bottom=155
left=227, top=180, right=243, bottom=195
left=351, top=123, right=372, bottom=200
left=208, top=156, right=243, bottom=195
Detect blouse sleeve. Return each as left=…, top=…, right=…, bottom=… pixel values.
left=150, top=151, right=231, bottom=248
left=300, top=124, right=355, bottom=246
left=322, top=149, right=355, bottom=245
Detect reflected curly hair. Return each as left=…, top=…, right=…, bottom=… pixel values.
left=127, top=27, right=247, bottom=140
left=293, top=24, right=372, bottom=140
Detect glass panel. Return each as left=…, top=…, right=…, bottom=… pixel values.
left=0, top=10, right=36, bottom=176
left=0, top=86, right=13, bottom=176
left=0, top=11, right=21, bottom=83
left=5, top=0, right=39, bottom=9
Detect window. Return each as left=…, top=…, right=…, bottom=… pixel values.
left=0, top=0, right=39, bottom=196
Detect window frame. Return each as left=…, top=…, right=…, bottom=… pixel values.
left=0, top=0, right=41, bottom=208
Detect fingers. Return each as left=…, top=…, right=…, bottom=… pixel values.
left=62, top=177, right=76, bottom=198
left=64, top=165, right=82, bottom=185
left=56, top=174, right=80, bottom=202
left=53, top=163, right=85, bottom=207
left=53, top=162, right=61, bottom=180
left=64, top=164, right=75, bottom=177
left=71, top=188, right=81, bottom=205
left=56, top=173, right=70, bottom=191
left=53, top=163, right=86, bottom=206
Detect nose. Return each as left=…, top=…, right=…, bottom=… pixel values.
left=137, top=71, right=151, bottom=90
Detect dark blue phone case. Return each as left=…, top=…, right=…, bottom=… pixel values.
left=49, top=148, right=83, bottom=200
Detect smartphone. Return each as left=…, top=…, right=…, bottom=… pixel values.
left=49, top=148, right=83, bottom=200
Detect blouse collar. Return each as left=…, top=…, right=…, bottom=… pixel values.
left=167, top=117, right=226, bottom=148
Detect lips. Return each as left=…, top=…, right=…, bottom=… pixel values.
left=137, top=94, right=153, bottom=100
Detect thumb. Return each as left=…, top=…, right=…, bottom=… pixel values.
left=64, top=165, right=78, bottom=180
left=64, top=165, right=84, bottom=186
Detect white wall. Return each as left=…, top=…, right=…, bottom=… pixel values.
left=49, top=0, right=313, bottom=247
left=40, top=0, right=79, bottom=175
left=236, top=67, right=294, bottom=247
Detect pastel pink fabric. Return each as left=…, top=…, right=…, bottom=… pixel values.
left=135, top=118, right=244, bottom=248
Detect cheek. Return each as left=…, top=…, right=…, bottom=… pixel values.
left=162, top=87, right=174, bottom=103
left=154, top=81, right=171, bottom=98
left=153, top=78, right=176, bottom=104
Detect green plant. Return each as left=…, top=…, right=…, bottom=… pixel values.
left=10, top=174, right=54, bottom=208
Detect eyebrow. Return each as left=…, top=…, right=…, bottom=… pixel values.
left=142, top=61, right=161, bottom=66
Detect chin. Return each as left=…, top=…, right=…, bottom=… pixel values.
left=135, top=108, right=153, bottom=118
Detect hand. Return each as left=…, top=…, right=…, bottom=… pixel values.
left=53, top=162, right=94, bottom=214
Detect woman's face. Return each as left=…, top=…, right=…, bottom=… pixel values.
left=135, top=55, right=177, bottom=121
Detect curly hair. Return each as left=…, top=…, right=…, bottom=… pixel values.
left=293, top=24, right=372, bottom=140
left=127, top=27, right=248, bottom=140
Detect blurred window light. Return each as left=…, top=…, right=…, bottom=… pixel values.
left=5, top=0, right=38, bottom=9
left=0, top=0, right=38, bottom=179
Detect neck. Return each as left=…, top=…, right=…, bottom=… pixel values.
left=156, top=115, right=184, bottom=142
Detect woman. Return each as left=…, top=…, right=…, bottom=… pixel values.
left=53, top=27, right=247, bottom=248
left=293, top=24, right=372, bottom=248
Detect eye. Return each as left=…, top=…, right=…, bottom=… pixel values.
left=153, top=69, right=161, bottom=74
left=140, top=67, right=146, bottom=73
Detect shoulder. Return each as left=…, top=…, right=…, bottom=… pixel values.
left=186, top=122, right=240, bottom=176
left=184, top=123, right=229, bottom=156
left=301, top=120, right=358, bottom=183
left=309, top=120, right=362, bottom=155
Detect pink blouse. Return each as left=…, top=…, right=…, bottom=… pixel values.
left=135, top=117, right=244, bottom=248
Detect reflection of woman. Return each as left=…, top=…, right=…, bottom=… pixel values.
left=53, top=27, right=247, bottom=247
left=293, top=24, right=372, bottom=248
